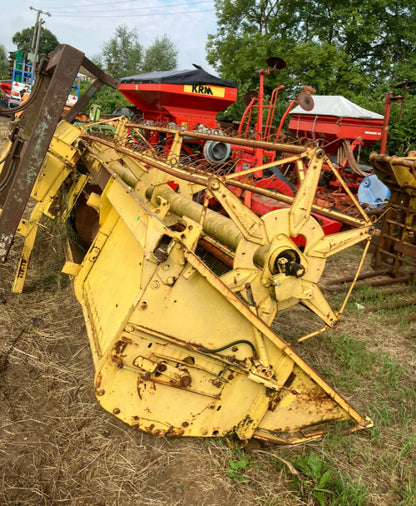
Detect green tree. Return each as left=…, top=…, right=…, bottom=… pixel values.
left=0, top=44, right=9, bottom=79
left=93, top=29, right=178, bottom=114
left=142, top=35, right=178, bottom=72
left=295, top=0, right=416, bottom=86
left=85, top=85, right=131, bottom=115
left=207, top=0, right=416, bottom=95
left=99, top=25, right=143, bottom=78
left=12, top=27, right=59, bottom=58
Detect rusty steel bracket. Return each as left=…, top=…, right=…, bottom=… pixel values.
left=0, top=44, right=119, bottom=262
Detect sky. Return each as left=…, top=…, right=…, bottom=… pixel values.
left=0, top=0, right=219, bottom=72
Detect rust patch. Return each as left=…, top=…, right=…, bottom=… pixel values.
left=111, top=339, right=128, bottom=368
left=121, top=334, right=133, bottom=344
left=137, top=376, right=157, bottom=400
left=95, top=372, right=102, bottom=389
left=178, top=367, right=192, bottom=387
left=180, top=374, right=192, bottom=388
left=154, top=426, right=185, bottom=437
left=156, top=362, right=167, bottom=373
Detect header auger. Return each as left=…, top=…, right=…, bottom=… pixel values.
left=0, top=45, right=375, bottom=445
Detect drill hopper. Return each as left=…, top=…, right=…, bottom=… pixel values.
left=118, top=68, right=237, bottom=129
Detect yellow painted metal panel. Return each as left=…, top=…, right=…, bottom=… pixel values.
left=80, top=216, right=146, bottom=359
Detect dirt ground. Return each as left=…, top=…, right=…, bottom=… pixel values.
left=0, top=116, right=415, bottom=505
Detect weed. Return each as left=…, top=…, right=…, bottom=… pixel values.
left=334, top=472, right=368, bottom=505
left=284, top=451, right=369, bottom=505
left=227, top=457, right=251, bottom=484
left=290, top=452, right=335, bottom=505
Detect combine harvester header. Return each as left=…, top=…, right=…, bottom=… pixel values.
left=0, top=45, right=376, bottom=445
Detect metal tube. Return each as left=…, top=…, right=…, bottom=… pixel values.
left=370, top=152, right=416, bottom=170
left=149, top=185, right=272, bottom=267
left=150, top=185, right=242, bottom=250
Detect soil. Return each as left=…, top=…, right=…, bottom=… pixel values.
left=0, top=116, right=415, bottom=505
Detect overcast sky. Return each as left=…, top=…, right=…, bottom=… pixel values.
left=0, top=0, right=218, bottom=72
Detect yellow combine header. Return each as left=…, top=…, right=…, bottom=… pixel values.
left=0, top=45, right=375, bottom=445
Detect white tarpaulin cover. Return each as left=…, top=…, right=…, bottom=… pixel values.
left=290, top=95, right=384, bottom=120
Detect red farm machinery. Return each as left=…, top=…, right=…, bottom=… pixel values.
left=118, top=58, right=389, bottom=233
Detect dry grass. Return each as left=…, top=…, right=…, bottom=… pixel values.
left=0, top=118, right=415, bottom=505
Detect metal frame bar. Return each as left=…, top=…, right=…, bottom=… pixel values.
left=0, top=44, right=119, bottom=262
